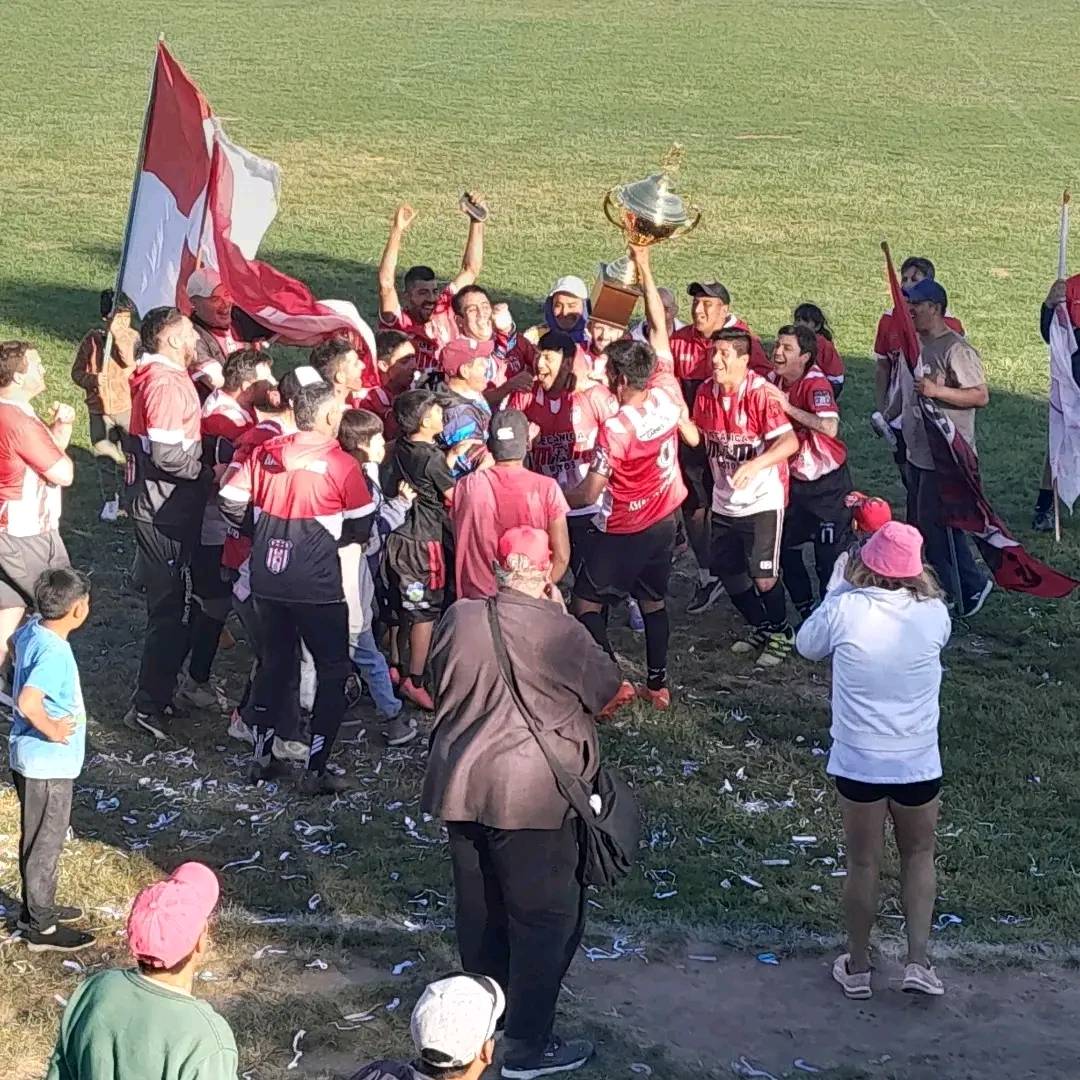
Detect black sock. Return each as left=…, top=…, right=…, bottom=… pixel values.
left=642, top=607, right=669, bottom=690
left=251, top=720, right=275, bottom=767
left=729, top=587, right=767, bottom=628
left=578, top=610, right=615, bottom=659
left=758, top=583, right=790, bottom=632
left=1035, top=488, right=1054, bottom=513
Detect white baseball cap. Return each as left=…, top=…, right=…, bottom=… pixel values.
left=410, top=974, right=506, bottom=1070
left=547, top=275, right=589, bottom=301
left=186, top=267, right=223, bottom=299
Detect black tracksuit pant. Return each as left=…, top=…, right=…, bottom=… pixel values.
left=448, top=816, right=585, bottom=1053
left=132, top=519, right=196, bottom=713
left=250, top=597, right=351, bottom=772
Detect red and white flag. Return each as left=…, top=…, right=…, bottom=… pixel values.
left=882, top=244, right=1077, bottom=598
left=119, top=42, right=375, bottom=361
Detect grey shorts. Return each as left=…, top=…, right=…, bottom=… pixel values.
left=0, top=530, right=70, bottom=609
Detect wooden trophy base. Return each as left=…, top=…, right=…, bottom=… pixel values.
left=590, top=274, right=640, bottom=330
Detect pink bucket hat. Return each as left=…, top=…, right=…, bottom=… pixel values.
left=861, top=521, right=924, bottom=579
left=127, top=862, right=220, bottom=969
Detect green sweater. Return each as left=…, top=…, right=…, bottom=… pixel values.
left=46, top=969, right=238, bottom=1080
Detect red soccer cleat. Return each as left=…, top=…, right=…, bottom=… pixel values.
left=399, top=677, right=434, bottom=712
left=636, top=685, right=671, bottom=711
left=599, top=680, right=637, bottom=720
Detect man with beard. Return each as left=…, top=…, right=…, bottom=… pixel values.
left=184, top=268, right=271, bottom=399
left=377, top=197, right=487, bottom=374
left=124, top=308, right=211, bottom=739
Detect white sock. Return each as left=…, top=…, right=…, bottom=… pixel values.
left=698, top=567, right=712, bottom=586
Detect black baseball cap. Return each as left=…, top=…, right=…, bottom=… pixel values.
left=688, top=281, right=731, bottom=304
left=487, top=409, right=530, bottom=461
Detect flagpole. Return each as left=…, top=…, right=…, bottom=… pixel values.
left=101, top=34, right=164, bottom=364
left=1053, top=189, right=1070, bottom=543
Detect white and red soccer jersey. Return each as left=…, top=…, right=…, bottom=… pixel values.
left=380, top=284, right=460, bottom=373
left=693, top=374, right=792, bottom=518
left=491, top=330, right=538, bottom=386
left=519, top=382, right=618, bottom=518
left=219, top=430, right=374, bottom=605
left=200, top=390, right=256, bottom=546
left=772, top=365, right=846, bottom=482
left=590, top=387, right=687, bottom=534
left=220, top=419, right=284, bottom=598
left=0, top=400, right=63, bottom=537
left=670, top=318, right=770, bottom=385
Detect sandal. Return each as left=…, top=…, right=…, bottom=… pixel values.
left=832, top=953, right=873, bottom=999
left=903, top=962, right=945, bottom=996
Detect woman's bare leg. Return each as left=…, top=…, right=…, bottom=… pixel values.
left=839, top=794, right=889, bottom=972
left=890, top=796, right=941, bottom=968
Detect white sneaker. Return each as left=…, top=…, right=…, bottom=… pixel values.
left=272, top=737, right=308, bottom=763
left=227, top=710, right=254, bottom=745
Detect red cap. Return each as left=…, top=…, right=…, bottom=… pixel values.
left=440, top=337, right=494, bottom=377
left=127, top=862, right=219, bottom=969
left=496, top=526, right=551, bottom=572
left=845, top=491, right=892, bottom=534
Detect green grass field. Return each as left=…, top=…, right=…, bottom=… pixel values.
left=3, top=1, right=1080, bottom=1077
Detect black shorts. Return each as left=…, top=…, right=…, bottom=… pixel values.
left=385, top=532, right=447, bottom=625
left=710, top=509, right=782, bottom=581
left=567, top=515, right=597, bottom=581
left=679, top=441, right=713, bottom=516
left=834, top=775, right=942, bottom=807
left=574, top=513, right=676, bottom=604
left=0, top=530, right=70, bottom=609
left=784, top=465, right=853, bottom=549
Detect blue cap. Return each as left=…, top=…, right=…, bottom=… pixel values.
left=903, top=279, right=948, bottom=308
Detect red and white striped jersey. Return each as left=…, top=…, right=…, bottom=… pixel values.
left=590, top=387, right=687, bottom=534
left=692, top=374, right=792, bottom=517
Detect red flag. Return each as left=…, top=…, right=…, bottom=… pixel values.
left=118, top=42, right=375, bottom=370
left=882, top=244, right=1077, bottom=598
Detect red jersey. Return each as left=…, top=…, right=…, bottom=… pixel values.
left=491, top=331, right=538, bottom=385
left=518, top=382, right=618, bottom=518
left=200, top=390, right=256, bottom=546
left=873, top=309, right=965, bottom=358
left=380, top=284, right=460, bottom=373
left=692, top=374, right=792, bottom=518
left=814, top=335, right=845, bottom=390
left=0, top=400, right=64, bottom=537
left=769, top=365, right=846, bottom=482
left=670, top=318, right=769, bottom=385
left=220, top=419, right=285, bottom=597
left=591, top=387, right=687, bottom=534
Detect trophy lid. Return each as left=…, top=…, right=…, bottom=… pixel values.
left=614, top=172, right=691, bottom=227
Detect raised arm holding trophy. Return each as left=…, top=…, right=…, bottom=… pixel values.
left=591, top=144, right=702, bottom=331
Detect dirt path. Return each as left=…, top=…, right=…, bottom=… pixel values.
left=571, top=947, right=1080, bottom=1079
left=298, top=946, right=1080, bottom=1079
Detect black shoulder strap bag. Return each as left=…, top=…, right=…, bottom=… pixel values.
left=485, top=597, right=639, bottom=888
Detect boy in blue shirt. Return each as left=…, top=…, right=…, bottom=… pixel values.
left=9, top=567, right=93, bottom=952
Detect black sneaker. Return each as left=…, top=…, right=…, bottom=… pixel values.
left=731, top=627, right=769, bottom=655
left=248, top=758, right=290, bottom=785
left=501, top=1035, right=595, bottom=1079
left=1032, top=508, right=1054, bottom=533
left=299, top=771, right=349, bottom=796
left=383, top=715, right=419, bottom=747
left=687, top=577, right=725, bottom=614
left=122, top=704, right=179, bottom=741
left=25, top=924, right=95, bottom=953
left=17, top=905, right=82, bottom=931
left=961, top=579, right=993, bottom=618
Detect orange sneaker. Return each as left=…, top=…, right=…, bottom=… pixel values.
left=599, top=680, right=637, bottom=719
left=399, top=677, right=434, bottom=712
left=636, top=685, right=671, bottom=710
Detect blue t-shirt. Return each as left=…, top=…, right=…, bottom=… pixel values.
left=8, top=616, right=85, bottom=780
